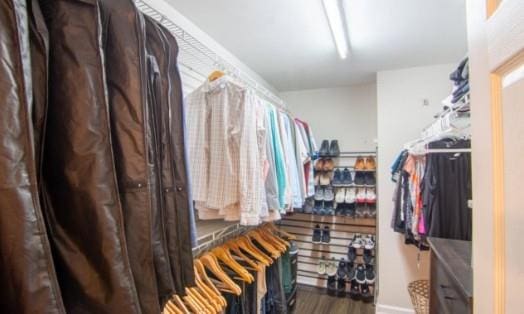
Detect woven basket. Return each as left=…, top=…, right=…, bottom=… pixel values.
left=408, top=280, right=430, bottom=314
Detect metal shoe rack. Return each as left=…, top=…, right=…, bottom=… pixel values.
left=277, top=150, right=379, bottom=302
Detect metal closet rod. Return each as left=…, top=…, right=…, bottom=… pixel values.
left=134, top=0, right=288, bottom=111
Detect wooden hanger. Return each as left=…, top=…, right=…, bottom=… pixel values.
left=194, top=260, right=227, bottom=306
left=165, top=300, right=183, bottom=314
left=247, top=230, right=281, bottom=258
left=226, top=241, right=262, bottom=271
left=208, top=70, right=225, bottom=82
left=238, top=236, right=274, bottom=264
left=172, top=295, right=191, bottom=314
left=211, top=246, right=254, bottom=283
left=187, top=288, right=213, bottom=314
left=235, top=238, right=271, bottom=267
left=257, top=228, right=287, bottom=252
left=264, top=222, right=296, bottom=240
left=193, top=265, right=223, bottom=311
left=200, top=254, right=242, bottom=295
left=182, top=294, right=201, bottom=314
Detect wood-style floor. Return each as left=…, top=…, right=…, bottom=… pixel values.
left=294, top=285, right=375, bottom=314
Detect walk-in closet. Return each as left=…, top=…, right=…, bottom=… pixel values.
left=2, top=0, right=523, bottom=313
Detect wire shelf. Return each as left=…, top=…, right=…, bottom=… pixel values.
left=134, top=0, right=286, bottom=108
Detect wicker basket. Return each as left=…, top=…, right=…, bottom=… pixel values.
left=408, top=280, right=429, bottom=314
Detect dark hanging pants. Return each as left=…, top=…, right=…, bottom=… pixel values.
left=98, top=0, right=165, bottom=312
left=0, top=1, right=65, bottom=313
left=40, top=0, right=141, bottom=312
left=145, top=17, right=195, bottom=293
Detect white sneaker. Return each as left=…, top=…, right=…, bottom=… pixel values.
left=364, top=235, right=375, bottom=250
left=325, top=260, right=338, bottom=277
left=344, top=188, right=356, bottom=204
left=356, top=188, right=367, bottom=204
left=365, top=187, right=376, bottom=204
left=317, top=259, right=326, bottom=275
left=335, top=188, right=345, bottom=204
left=352, top=234, right=364, bottom=249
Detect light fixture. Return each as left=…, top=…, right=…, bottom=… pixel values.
left=322, top=0, right=349, bottom=59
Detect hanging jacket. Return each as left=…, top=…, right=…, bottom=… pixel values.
left=0, top=1, right=65, bottom=312
left=40, top=0, right=141, bottom=312
left=147, top=18, right=196, bottom=291
left=98, top=0, right=163, bottom=312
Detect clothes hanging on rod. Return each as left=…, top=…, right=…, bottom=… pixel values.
left=391, top=138, right=472, bottom=245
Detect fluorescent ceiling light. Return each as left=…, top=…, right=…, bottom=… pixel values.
left=322, top=0, right=349, bottom=59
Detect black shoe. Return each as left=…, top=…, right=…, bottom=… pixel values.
left=324, top=202, right=335, bottom=216
left=354, top=172, right=365, bottom=185
left=364, top=172, right=376, bottom=186
left=319, top=140, right=330, bottom=157
left=346, top=203, right=356, bottom=217
left=355, top=264, right=366, bottom=284
left=361, top=283, right=374, bottom=303
left=337, top=258, right=348, bottom=279
left=332, top=169, right=343, bottom=185
left=342, top=168, right=353, bottom=185
left=349, top=279, right=361, bottom=301
left=313, top=201, right=323, bottom=215
left=313, top=224, right=321, bottom=243
left=347, top=262, right=355, bottom=279
left=347, top=246, right=357, bottom=263
left=321, top=226, right=331, bottom=243
left=365, top=264, right=376, bottom=284
left=363, top=248, right=374, bottom=265
left=337, top=277, right=346, bottom=297
left=329, top=140, right=340, bottom=157
left=327, top=275, right=337, bottom=296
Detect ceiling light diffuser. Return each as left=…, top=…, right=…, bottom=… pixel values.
left=322, top=0, right=349, bottom=59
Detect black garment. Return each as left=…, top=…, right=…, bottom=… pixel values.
left=144, top=16, right=195, bottom=293
left=40, top=0, right=141, bottom=312
left=99, top=1, right=163, bottom=312
left=0, top=1, right=65, bottom=313
left=423, top=139, right=472, bottom=240
left=265, top=259, right=288, bottom=314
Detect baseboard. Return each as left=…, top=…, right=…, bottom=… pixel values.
left=375, top=303, right=415, bottom=314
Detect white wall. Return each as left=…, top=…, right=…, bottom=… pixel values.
left=376, top=63, right=456, bottom=311
left=281, top=83, right=377, bottom=152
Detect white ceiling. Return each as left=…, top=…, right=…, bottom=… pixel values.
left=166, top=0, right=467, bottom=91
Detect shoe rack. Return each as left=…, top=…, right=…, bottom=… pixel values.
left=277, top=150, right=379, bottom=303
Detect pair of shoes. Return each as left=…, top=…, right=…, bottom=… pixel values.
left=315, top=187, right=333, bottom=201
left=353, top=172, right=375, bottom=186
left=319, top=257, right=338, bottom=276
left=348, top=264, right=375, bottom=303
left=354, top=156, right=376, bottom=170
left=349, top=234, right=375, bottom=250
left=355, top=188, right=376, bottom=204
left=315, top=158, right=335, bottom=171
left=319, top=140, right=340, bottom=157
left=312, top=224, right=330, bottom=243
left=335, top=188, right=357, bottom=206
left=332, top=168, right=352, bottom=185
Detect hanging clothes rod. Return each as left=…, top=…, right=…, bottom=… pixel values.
left=426, top=148, right=471, bottom=154
left=134, top=0, right=287, bottom=110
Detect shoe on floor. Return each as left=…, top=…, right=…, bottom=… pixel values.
left=365, top=264, right=376, bottom=284
left=360, top=282, right=374, bottom=303
left=349, top=279, right=361, bottom=301
left=326, top=259, right=338, bottom=277
left=319, top=140, right=330, bottom=157
left=354, top=157, right=365, bottom=170
left=327, top=275, right=337, bottom=296
left=329, top=140, right=340, bottom=157
left=337, top=277, right=346, bottom=298
left=321, top=226, right=331, bottom=243
left=320, top=172, right=331, bottom=186
left=312, top=224, right=321, bottom=243
left=364, top=156, right=376, bottom=170
left=323, top=158, right=335, bottom=171
left=342, top=168, right=353, bottom=185
left=317, top=258, right=326, bottom=275
left=355, top=264, right=366, bottom=284
left=332, top=169, right=343, bottom=185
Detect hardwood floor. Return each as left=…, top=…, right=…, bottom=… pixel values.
left=294, top=285, right=375, bottom=314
